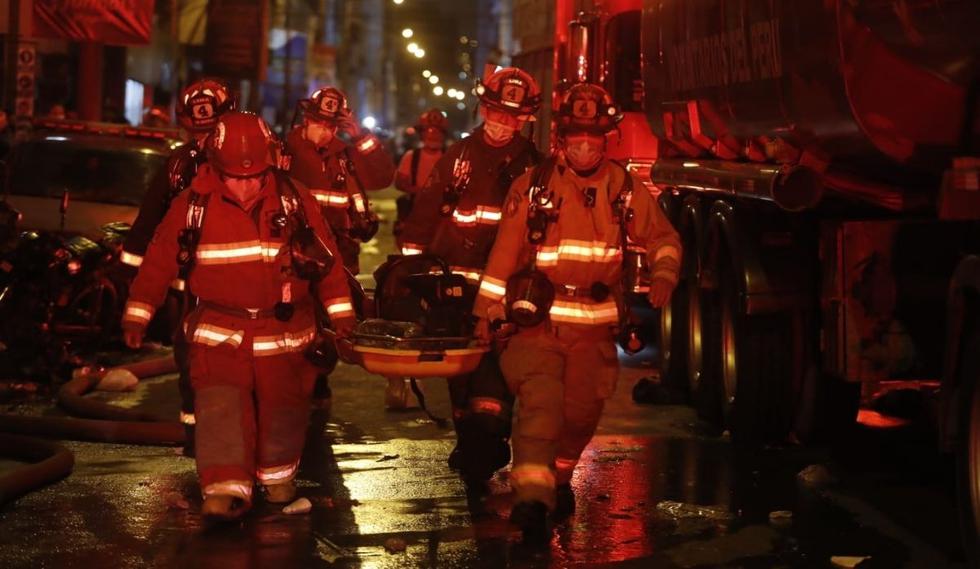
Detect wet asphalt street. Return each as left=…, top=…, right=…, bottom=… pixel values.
left=0, top=193, right=970, bottom=568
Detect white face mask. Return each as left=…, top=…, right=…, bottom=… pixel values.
left=564, top=136, right=605, bottom=171
left=483, top=119, right=517, bottom=145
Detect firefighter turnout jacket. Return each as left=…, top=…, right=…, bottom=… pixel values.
left=285, top=129, right=395, bottom=273
left=122, top=164, right=355, bottom=339
left=400, top=127, right=540, bottom=284
left=473, top=158, right=681, bottom=327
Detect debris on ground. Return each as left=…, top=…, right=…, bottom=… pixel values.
left=797, top=464, right=836, bottom=487
left=768, top=510, right=793, bottom=527
left=377, top=454, right=400, bottom=462
left=96, top=369, right=139, bottom=392
left=656, top=500, right=734, bottom=521
left=282, top=497, right=312, bottom=515
left=384, top=537, right=407, bottom=553
left=830, top=555, right=871, bottom=568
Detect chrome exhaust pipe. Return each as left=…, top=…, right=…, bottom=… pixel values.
left=651, top=159, right=824, bottom=212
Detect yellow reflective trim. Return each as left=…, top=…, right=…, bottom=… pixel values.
left=123, top=301, right=154, bottom=324
left=478, top=278, right=507, bottom=299
left=120, top=251, right=143, bottom=267
left=203, top=480, right=252, bottom=501
left=549, top=299, right=620, bottom=325
left=252, top=327, right=316, bottom=356
left=191, top=324, right=244, bottom=348
left=256, top=461, right=299, bottom=483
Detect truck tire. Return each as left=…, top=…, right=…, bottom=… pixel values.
left=657, top=272, right=689, bottom=398
left=955, top=331, right=980, bottom=565
left=706, top=264, right=796, bottom=442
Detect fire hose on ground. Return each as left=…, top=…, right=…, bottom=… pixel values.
left=0, top=354, right=184, bottom=507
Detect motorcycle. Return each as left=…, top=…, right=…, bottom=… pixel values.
left=0, top=200, right=128, bottom=380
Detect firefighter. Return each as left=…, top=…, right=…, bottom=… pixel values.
left=285, top=86, right=396, bottom=409
left=399, top=67, right=542, bottom=489
left=393, top=108, right=449, bottom=247
left=119, top=78, right=236, bottom=455
left=471, top=83, right=681, bottom=542
left=121, top=111, right=356, bottom=520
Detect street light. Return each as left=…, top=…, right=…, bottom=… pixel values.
left=393, top=0, right=404, bottom=5
left=447, top=88, right=458, bottom=98
left=401, top=28, right=414, bottom=38
left=428, top=75, right=439, bottom=84
left=422, top=69, right=431, bottom=78
left=414, top=49, right=425, bottom=58
left=406, top=42, right=419, bottom=54
left=433, top=86, right=444, bottom=96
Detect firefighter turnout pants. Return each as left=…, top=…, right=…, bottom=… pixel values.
left=499, top=324, right=619, bottom=510
left=186, top=306, right=318, bottom=502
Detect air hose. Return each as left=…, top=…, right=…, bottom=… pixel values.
left=0, top=354, right=186, bottom=506
left=0, top=433, right=74, bottom=507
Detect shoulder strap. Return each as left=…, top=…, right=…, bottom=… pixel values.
left=524, top=156, right=559, bottom=248
left=410, top=148, right=422, bottom=187
left=610, top=161, right=635, bottom=252
left=184, top=190, right=209, bottom=230
left=177, top=190, right=209, bottom=279
left=276, top=172, right=313, bottom=226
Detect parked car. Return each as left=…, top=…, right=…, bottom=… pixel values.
left=2, top=119, right=180, bottom=237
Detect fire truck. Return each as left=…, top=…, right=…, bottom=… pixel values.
left=512, top=0, right=980, bottom=558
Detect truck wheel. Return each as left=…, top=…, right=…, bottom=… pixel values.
left=956, top=332, right=980, bottom=565
left=657, top=274, right=689, bottom=398
left=713, top=267, right=794, bottom=442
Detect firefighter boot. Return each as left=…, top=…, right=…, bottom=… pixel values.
left=553, top=483, right=575, bottom=521
left=264, top=481, right=297, bottom=504
left=510, top=500, right=551, bottom=545
left=448, top=444, right=463, bottom=471
left=460, top=433, right=511, bottom=486
left=312, top=373, right=332, bottom=411
left=202, top=495, right=250, bottom=521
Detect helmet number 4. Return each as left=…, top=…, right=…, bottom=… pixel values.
left=573, top=100, right=596, bottom=119
left=194, top=103, right=214, bottom=118
left=503, top=86, right=525, bottom=103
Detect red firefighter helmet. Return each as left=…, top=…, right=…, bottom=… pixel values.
left=299, top=86, right=350, bottom=123
left=207, top=111, right=278, bottom=177
left=555, top=83, right=621, bottom=135
left=176, top=78, right=236, bottom=133
left=416, top=108, right=449, bottom=132
left=476, top=67, right=541, bottom=121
